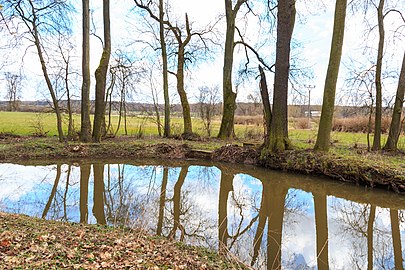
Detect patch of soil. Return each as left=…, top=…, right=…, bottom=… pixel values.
left=0, top=133, right=28, bottom=143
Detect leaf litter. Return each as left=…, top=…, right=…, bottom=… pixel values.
left=0, top=212, right=249, bottom=269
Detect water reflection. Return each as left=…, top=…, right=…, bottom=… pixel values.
left=0, top=160, right=404, bottom=269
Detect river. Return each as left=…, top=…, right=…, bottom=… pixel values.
left=0, top=159, right=404, bottom=269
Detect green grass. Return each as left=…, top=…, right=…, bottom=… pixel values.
left=0, top=111, right=404, bottom=152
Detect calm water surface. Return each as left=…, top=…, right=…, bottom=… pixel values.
left=0, top=159, right=404, bottom=269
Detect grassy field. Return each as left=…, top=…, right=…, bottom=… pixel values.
left=0, top=111, right=404, bottom=152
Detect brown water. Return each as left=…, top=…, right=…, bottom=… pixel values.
left=0, top=159, right=404, bottom=269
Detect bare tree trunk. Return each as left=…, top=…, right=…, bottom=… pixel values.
left=259, top=66, right=272, bottom=146
left=124, top=97, right=128, bottom=135
left=372, top=0, right=385, bottom=151
left=160, top=0, right=170, bottom=137
left=315, top=0, right=347, bottom=151
left=152, top=85, right=162, bottom=137
left=64, top=57, right=74, bottom=139
left=115, top=91, right=124, bottom=137
left=218, top=7, right=236, bottom=139
left=218, top=0, right=247, bottom=139
left=384, top=52, right=405, bottom=151
left=92, top=0, right=111, bottom=142
left=106, top=70, right=116, bottom=135
left=177, top=45, right=193, bottom=135
left=81, top=0, right=92, bottom=142
left=267, top=0, right=295, bottom=151
left=29, top=5, right=64, bottom=142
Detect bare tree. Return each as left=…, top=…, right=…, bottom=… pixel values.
left=56, top=36, right=77, bottom=139
left=384, top=51, right=405, bottom=151
left=4, top=72, right=22, bottom=111
left=266, top=0, right=296, bottom=152
left=198, top=85, right=220, bottom=137
left=81, top=0, right=92, bottom=142
left=217, top=0, right=248, bottom=139
left=2, top=0, right=72, bottom=142
left=315, top=0, right=348, bottom=151
left=133, top=0, right=171, bottom=137
left=92, top=0, right=111, bottom=142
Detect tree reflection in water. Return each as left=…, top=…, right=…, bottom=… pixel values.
left=314, top=193, right=329, bottom=270
left=1, top=161, right=405, bottom=269
left=156, top=167, right=168, bottom=236
left=80, top=164, right=90, bottom=223
left=331, top=199, right=404, bottom=269
left=93, top=163, right=106, bottom=225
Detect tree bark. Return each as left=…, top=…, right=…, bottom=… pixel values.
left=267, top=0, right=295, bottom=151
left=176, top=44, right=193, bottom=135
left=259, top=65, right=272, bottom=146
left=217, top=0, right=246, bottom=139
left=372, top=0, right=385, bottom=151
left=383, top=51, right=405, bottom=151
left=80, top=0, right=92, bottom=142
left=64, top=56, right=74, bottom=139
left=92, top=0, right=111, bottom=142
left=160, top=0, right=171, bottom=137
left=315, top=0, right=347, bottom=151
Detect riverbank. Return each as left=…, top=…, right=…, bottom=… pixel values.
left=0, top=135, right=404, bottom=192
left=0, top=212, right=247, bottom=269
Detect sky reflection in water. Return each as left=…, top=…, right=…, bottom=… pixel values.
left=0, top=161, right=404, bottom=269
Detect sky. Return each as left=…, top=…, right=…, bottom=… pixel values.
left=0, top=0, right=404, bottom=105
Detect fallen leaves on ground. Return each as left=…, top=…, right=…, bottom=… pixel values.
left=0, top=212, right=247, bottom=269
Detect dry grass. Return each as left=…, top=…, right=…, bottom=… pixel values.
left=293, top=118, right=312, bottom=130
left=234, top=115, right=263, bottom=126
left=332, top=116, right=398, bottom=134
